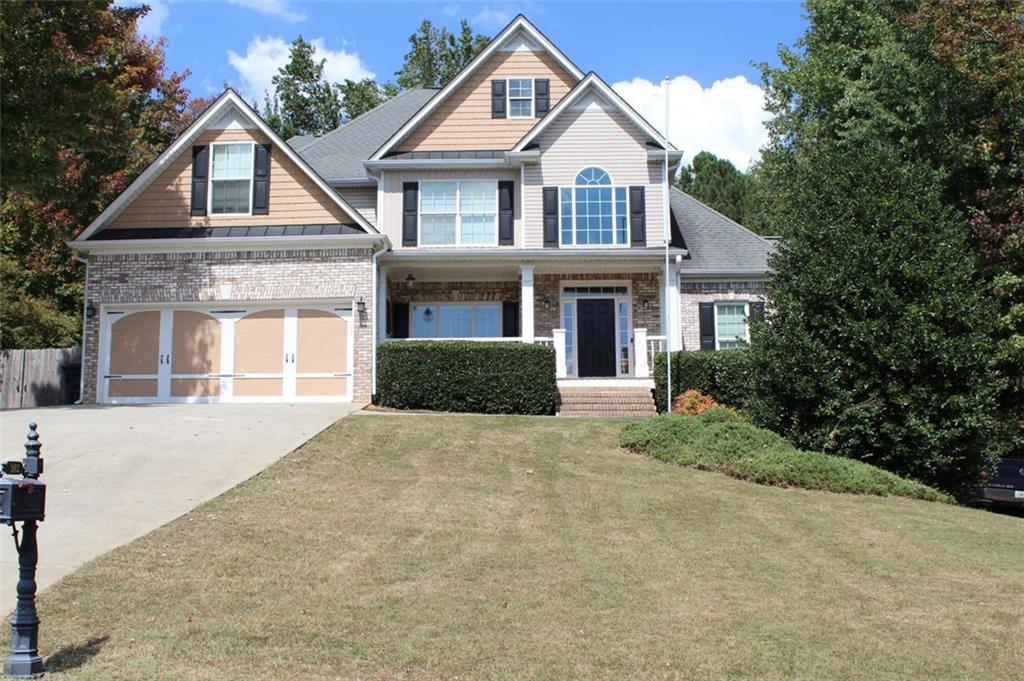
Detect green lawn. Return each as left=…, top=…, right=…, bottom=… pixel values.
left=33, top=414, right=1024, bottom=679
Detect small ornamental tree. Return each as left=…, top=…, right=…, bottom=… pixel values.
left=746, top=137, right=1001, bottom=496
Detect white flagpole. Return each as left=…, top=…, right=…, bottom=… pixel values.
left=663, top=76, right=672, bottom=413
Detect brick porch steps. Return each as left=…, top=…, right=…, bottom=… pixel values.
left=556, top=386, right=657, bottom=419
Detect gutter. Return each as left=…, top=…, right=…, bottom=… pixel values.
left=67, top=232, right=389, bottom=255
left=381, top=247, right=688, bottom=263
left=370, top=247, right=387, bottom=398
left=677, top=268, right=772, bottom=279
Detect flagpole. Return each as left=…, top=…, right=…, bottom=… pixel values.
left=663, top=76, right=672, bottom=414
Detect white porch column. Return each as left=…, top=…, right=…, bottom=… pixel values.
left=377, top=265, right=388, bottom=341
left=553, top=328, right=567, bottom=378
left=520, top=264, right=535, bottom=343
left=633, top=328, right=649, bottom=378
left=667, top=267, right=683, bottom=351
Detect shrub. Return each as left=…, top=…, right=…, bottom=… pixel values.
left=376, top=341, right=557, bottom=415
left=653, top=350, right=753, bottom=412
left=621, top=413, right=951, bottom=502
left=672, top=389, right=719, bottom=415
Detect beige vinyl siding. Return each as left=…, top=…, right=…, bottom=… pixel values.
left=397, top=50, right=577, bottom=152
left=335, top=186, right=377, bottom=227
left=379, top=169, right=520, bottom=249
left=522, top=101, right=665, bottom=249
left=108, top=129, right=356, bottom=229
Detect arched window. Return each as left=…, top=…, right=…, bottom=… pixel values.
left=560, top=167, right=628, bottom=245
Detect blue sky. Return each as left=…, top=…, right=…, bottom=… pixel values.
left=136, top=1, right=809, bottom=168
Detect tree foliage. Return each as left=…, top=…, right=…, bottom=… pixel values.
left=675, top=151, right=757, bottom=228
left=0, top=1, right=190, bottom=349
left=750, top=0, right=1023, bottom=490
left=338, top=78, right=400, bottom=120
left=396, top=19, right=490, bottom=89
left=267, top=36, right=343, bottom=139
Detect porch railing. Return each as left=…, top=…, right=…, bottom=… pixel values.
left=645, top=335, right=667, bottom=379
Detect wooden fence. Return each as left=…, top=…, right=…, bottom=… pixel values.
left=0, top=347, right=82, bottom=409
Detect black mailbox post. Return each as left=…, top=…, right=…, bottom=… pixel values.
left=0, top=423, right=46, bottom=677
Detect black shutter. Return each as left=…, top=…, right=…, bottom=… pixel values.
left=699, top=302, right=716, bottom=351
left=749, top=302, right=766, bottom=323
left=502, top=301, right=519, bottom=337
left=402, top=182, right=418, bottom=247
left=392, top=302, right=409, bottom=339
left=251, top=144, right=271, bottom=215
left=543, top=186, right=559, bottom=248
left=629, top=185, right=646, bottom=247
left=498, top=180, right=514, bottom=245
left=534, top=78, right=550, bottom=116
left=491, top=80, right=506, bottom=118
left=190, top=145, right=209, bottom=216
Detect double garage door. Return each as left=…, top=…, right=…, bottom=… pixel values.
left=100, top=304, right=353, bottom=404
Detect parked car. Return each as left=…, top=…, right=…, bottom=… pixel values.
left=974, top=458, right=1024, bottom=514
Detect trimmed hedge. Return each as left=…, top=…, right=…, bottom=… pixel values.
left=653, top=350, right=754, bottom=412
left=376, top=341, right=557, bottom=415
left=621, top=410, right=952, bottom=502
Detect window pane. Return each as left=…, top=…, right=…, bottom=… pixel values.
left=563, top=302, right=575, bottom=375
left=615, top=186, right=628, bottom=244
left=211, top=180, right=250, bottom=214
left=575, top=167, right=611, bottom=186
left=421, top=215, right=456, bottom=245
left=619, top=301, right=630, bottom=374
left=575, top=186, right=613, bottom=245
left=460, top=181, right=496, bottom=214
left=460, top=215, right=495, bottom=245
left=212, top=144, right=252, bottom=180
left=560, top=187, right=573, bottom=244
left=509, top=98, right=532, bottom=117
left=439, top=306, right=473, bottom=338
left=420, top=182, right=457, bottom=213
left=508, top=78, right=533, bottom=98
left=411, top=305, right=437, bottom=338
left=474, top=305, right=501, bottom=337
left=716, top=304, right=747, bottom=347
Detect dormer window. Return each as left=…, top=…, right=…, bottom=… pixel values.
left=507, top=78, right=534, bottom=118
left=210, top=142, right=254, bottom=215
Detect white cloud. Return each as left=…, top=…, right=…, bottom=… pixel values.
left=443, top=4, right=462, bottom=17
left=612, top=74, right=770, bottom=171
left=227, top=35, right=374, bottom=102
left=127, top=0, right=169, bottom=38
left=472, top=6, right=513, bottom=32
left=228, top=0, right=306, bottom=24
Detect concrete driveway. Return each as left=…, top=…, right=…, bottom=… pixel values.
left=0, top=403, right=356, bottom=608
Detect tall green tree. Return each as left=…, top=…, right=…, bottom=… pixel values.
left=750, top=0, right=1020, bottom=489
left=0, top=1, right=189, bottom=348
left=396, top=19, right=490, bottom=89
left=266, top=36, right=343, bottom=139
left=338, top=78, right=400, bottom=120
left=676, top=151, right=756, bottom=226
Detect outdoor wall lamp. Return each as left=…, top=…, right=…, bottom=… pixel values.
left=405, top=274, right=416, bottom=289
left=543, top=298, right=551, bottom=310
left=356, top=297, right=366, bottom=314
left=642, top=299, right=651, bottom=310
left=85, top=301, right=96, bottom=319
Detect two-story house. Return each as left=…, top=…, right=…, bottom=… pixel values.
left=70, top=15, right=773, bottom=410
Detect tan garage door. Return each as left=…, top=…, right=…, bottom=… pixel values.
left=102, top=305, right=352, bottom=403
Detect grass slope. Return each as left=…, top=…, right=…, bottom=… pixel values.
left=34, top=414, right=1023, bottom=680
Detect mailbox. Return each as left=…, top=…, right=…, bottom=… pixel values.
left=0, top=478, right=45, bottom=525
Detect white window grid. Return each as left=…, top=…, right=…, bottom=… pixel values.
left=714, top=301, right=751, bottom=350
left=507, top=78, right=534, bottom=119
left=410, top=302, right=503, bottom=338
left=209, top=142, right=255, bottom=216
left=419, top=180, right=499, bottom=247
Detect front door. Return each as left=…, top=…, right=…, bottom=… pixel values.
left=577, top=299, right=616, bottom=377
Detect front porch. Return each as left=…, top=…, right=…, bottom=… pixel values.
left=378, top=259, right=678, bottom=380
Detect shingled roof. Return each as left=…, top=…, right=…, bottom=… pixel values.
left=670, top=187, right=775, bottom=274
left=291, top=88, right=438, bottom=184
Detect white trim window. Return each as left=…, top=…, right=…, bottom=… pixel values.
left=507, top=78, right=534, bottom=118
left=715, top=302, right=750, bottom=350
left=559, top=167, right=629, bottom=246
left=410, top=303, right=502, bottom=338
left=210, top=142, right=254, bottom=215
left=420, top=181, right=498, bottom=246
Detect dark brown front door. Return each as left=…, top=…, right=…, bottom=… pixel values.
left=577, top=299, right=616, bottom=377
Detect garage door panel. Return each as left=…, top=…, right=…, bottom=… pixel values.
left=172, top=311, right=221, bottom=375
left=171, top=378, right=220, bottom=398
left=235, top=310, right=285, bottom=374
left=295, top=377, right=348, bottom=397
left=296, top=310, right=348, bottom=374
left=109, top=311, right=161, bottom=375
left=108, top=379, right=159, bottom=398
left=233, top=378, right=283, bottom=397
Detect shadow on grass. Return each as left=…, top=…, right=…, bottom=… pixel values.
left=45, top=634, right=108, bottom=672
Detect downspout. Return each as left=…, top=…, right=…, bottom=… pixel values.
left=74, top=253, right=88, bottom=405
left=370, top=245, right=386, bottom=398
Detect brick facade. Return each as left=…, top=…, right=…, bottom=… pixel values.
left=679, top=279, right=768, bottom=351
left=534, top=272, right=662, bottom=338
left=83, top=247, right=375, bottom=404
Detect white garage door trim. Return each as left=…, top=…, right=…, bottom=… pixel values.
left=98, top=301, right=354, bottom=404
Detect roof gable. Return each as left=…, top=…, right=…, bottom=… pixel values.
left=75, top=89, right=378, bottom=242
left=370, top=15, right=584, bottom=160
